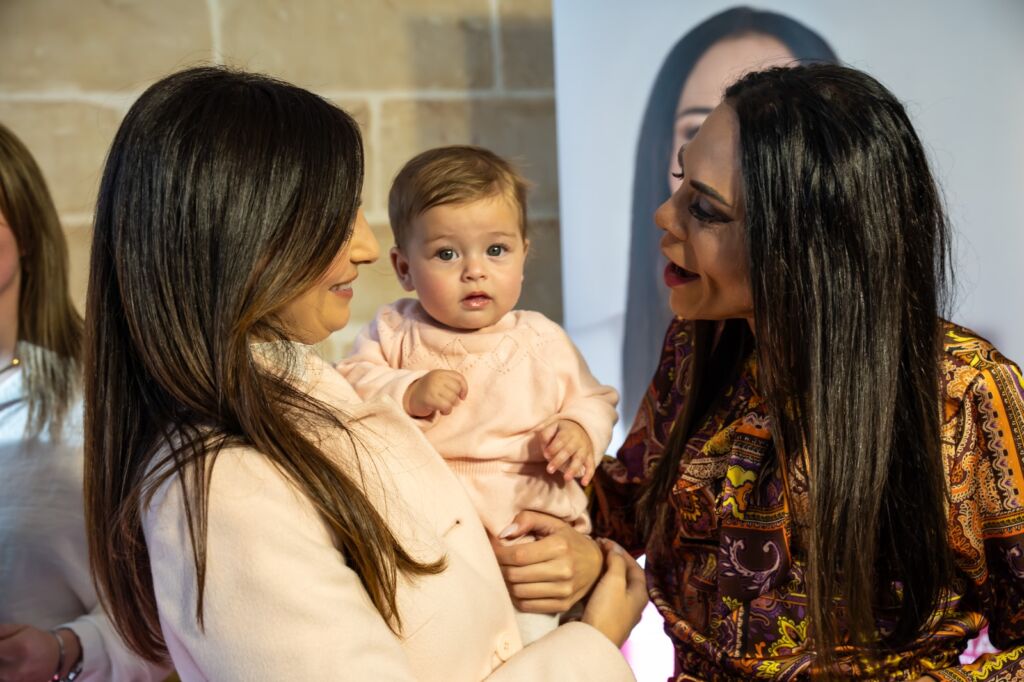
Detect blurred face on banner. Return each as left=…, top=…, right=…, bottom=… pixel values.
left=668, top=33, right=794, bottom=194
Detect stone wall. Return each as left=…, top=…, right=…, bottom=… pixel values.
left=0, top=0, right=560, bottom=360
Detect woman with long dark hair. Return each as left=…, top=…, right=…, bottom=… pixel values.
left=590, top=64, right=1024, bottom=679
left=84, top=66, right=646, bottom=680
left=622, top=6, right=838, bottom=427
left=0, top=123, right=168, bottom=681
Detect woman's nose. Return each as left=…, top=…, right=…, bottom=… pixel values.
left=350, top=210, right=379, bottom=264
left=654, top=197, right=684, bottom=241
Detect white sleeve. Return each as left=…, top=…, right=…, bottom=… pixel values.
left=59, top=610, right=172, bottom=682
left=485, top=623, right=636, bottom=681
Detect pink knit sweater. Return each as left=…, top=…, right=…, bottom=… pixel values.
left=337, top=299, right=618, bottom=535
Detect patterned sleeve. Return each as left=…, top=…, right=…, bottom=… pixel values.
left=590, top=318, right=695, bottom=555
left=935, top=346, right=1024, bottom=681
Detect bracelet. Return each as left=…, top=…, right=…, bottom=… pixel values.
left=49, top=628, right=84, bottom=682
left=48, top=629, right=65, bottom=682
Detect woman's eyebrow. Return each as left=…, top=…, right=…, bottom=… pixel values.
left=690, top=179, right=732, bottom=208
left=676, top=106, right=713, bottom=120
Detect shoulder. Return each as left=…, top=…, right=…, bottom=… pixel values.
left=511, top=309, right=575, bottom=344
left=941, top=320, right=1023, bottom=409
left=380, top=298, right=426, bottom=323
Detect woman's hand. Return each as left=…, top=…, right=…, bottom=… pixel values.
left=491, top=511, right=603, bottom=613
left=581, top=538, right=648, bottom=647
left=0, top=623, right=80, bottom=682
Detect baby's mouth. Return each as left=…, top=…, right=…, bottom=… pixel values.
left=461, top=292, right=492, bottom=308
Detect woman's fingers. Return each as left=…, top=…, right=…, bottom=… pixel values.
left=493, top=534, right=569, bottom=569
left=498, top=555, right=573, bottom=585
left=495, top=510, right=569, bottom=542
left=506, top=578, right=575, bottom=601
left=581, top=539, right=648, bottom=647
left=511, top=597, right=580, bottom=614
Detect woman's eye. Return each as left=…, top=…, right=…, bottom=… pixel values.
left=688, top=197, right=722, bottom=223
left=486, top=244, right=507, bottom=257
left=436, top=248, right=456, bottom=261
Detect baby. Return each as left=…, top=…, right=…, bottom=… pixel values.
left=337, top=145, right=618, bottom=643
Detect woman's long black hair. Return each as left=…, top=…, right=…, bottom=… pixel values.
left=645, top=63, right=956, bottom=676
left=623, top=6, right=837, bottom=425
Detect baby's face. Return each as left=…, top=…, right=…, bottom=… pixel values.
left=391, top=195, right=528, bottom=331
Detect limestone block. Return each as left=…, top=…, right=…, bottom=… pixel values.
left=328, top=98, right=373, bottom=209
left=521, top=218, right=562, bottom=323
left=378, top=97, right=558, bottom=216
left=0, top=0, right=212, bottom=91
left=219, top=0, right=492, bottom=91
left=63, top=221, right=92, bottom=315
left=498, top=0, right=554, bottom=90
left=0, top=101, right=122, bottom=215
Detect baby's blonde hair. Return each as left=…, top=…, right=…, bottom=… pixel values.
left=388, top=145, right=529, bottom=249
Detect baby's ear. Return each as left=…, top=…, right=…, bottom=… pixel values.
left=522, top=237, right=530, bottom=257
left=390, top=246, right=416, bottom=292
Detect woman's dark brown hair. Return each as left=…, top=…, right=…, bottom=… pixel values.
left=641, top=64, right=955, bottom=678
left=84, top=66, right=442, bottom=662
left=0, top=122, right=83, bottom=436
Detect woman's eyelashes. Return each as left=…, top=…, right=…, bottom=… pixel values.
left=687, top=196, right=727, bottom=224
left=672, top=147, right=685, bottom=180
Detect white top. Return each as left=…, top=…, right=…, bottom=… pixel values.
left=143, top=344, right=635, bottom=681
left=0, top=363, right=170, bottom=681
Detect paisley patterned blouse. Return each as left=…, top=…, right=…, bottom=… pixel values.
left=593, top=318, right=1024, bottom=681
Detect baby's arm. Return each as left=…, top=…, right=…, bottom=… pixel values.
left=336, top=308, right=429, bottom=408
left=541, top=321, right=619, bottom=483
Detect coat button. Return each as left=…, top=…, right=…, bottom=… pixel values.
left=496, top=636, right=513, bottom=661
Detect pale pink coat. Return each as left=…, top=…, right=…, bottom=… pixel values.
left=142, top=344, right=634, bottom=681
left=337, top=299, right=619, bottom=536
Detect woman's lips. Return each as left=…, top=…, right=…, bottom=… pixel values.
left=663, top=261, right=699, bottom=287
left=461, top=293, right=492, bottom=309
left=329, top=282, right=354, bottom=298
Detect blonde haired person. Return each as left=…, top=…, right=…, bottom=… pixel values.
left=0, top=123, right=170, bottom=681
left=338, top=145, right=619, bottom=643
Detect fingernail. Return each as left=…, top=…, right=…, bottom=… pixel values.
left=499, top=523, right=518, bottom=539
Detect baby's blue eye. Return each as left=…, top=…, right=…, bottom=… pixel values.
left=486, top=244, right=506, bottom=257
left=437, top=248, right=456, bottom=261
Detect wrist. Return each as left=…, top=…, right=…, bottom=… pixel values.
left=581, top=535, right=604, bottom=598
left=53, top=627, right=83, bottom=680
left=402, top=380, right=420, bottom=415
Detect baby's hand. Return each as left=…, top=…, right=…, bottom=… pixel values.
left=541, top=420, right=595, bottom=485
left=404, top=370, right=467, bottom=418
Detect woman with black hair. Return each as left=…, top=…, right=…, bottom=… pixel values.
left=83, top=67, right=646, bottom=680
left=622, top=6, right=838, bottom=427
left=591, top=64, right=1024, bottom=680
